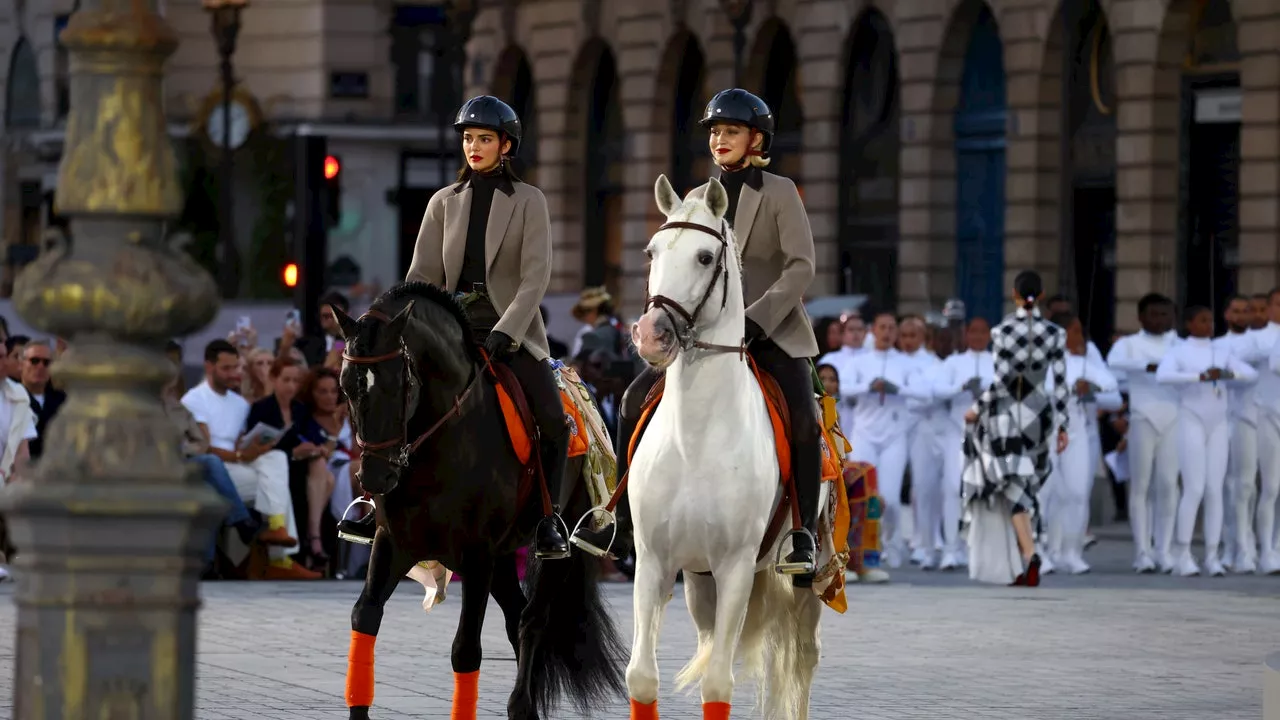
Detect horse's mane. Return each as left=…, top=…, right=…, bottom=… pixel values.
left=370, top=281, right=482, bottom=363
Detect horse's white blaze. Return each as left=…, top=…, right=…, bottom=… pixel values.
left=625, top=174, right=824, bottom=719
left=364, top=368, right=375, bottom=392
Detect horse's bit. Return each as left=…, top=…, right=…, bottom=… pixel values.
left=644, top=219, right=747, bottom=357
left=341, top=308, right=483, bottom=468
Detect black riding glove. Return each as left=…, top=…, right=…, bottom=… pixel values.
left=744, top=317, right=766, bottom=342
left=484, top=330, right=518, bottom=360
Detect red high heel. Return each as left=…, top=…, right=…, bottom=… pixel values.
left=1025, top=554, right=1041, bottom=587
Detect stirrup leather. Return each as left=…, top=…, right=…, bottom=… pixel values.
left=774, top=527, right=817, bottom=575
left=568, top=504, right=619, bottom=558
left=337, top=497, right=377, bottom=546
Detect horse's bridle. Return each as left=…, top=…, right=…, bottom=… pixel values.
left=341, top=308, right=483, bottom=468
left=645, top=219, right=747, bottom=357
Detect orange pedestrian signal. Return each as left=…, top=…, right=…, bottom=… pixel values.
left=323, top=155, right=341, bottom=180
left=283, top=262, right=299, bottom=288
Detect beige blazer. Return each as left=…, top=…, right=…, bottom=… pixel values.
left=406, top=178, right=553, bottom=360
left=690, top=170, right=819, bottom=358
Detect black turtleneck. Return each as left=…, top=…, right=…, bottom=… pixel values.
left=459, top=170, right=502, bottom=288
left=717, top=165, right=762, bottom=228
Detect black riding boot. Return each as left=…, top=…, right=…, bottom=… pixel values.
left=777, top=431, right=822, bottom=586
left=570, top=369, right=658, bottom=558
left=534, top=432, right=571, bottom=560
left=338, top=508, right=377, bottom=545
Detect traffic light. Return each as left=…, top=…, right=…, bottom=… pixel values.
left=282, top=262, right=299, bottom=288
left=323, top=154, right=341, bottom=228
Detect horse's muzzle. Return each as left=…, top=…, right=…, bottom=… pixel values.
left=633, top=309, right=678, bottom=369
left=356, top=460, right=400, bottom=496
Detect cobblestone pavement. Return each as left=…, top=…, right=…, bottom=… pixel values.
left=0, top=537, right=1277, bottom=719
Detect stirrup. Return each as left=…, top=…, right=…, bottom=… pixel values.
left=568, top=504, right=619, bottom=559
left=336, top=497, right=377, bottom=546
left=774, top=527, right=817, bottom=576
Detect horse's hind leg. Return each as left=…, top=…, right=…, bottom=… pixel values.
left=347, top=530, right=416, bottom=720
left=700, top=552, right=757, bottom=719
left=674, top=572, right=717, bottom=691
left=626, top=553, right=676, bottom=719
left=489, top=553, right=526, bottom=656
left=451, top=552, right=495, bottom=720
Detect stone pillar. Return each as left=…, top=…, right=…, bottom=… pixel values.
left=1236, top=0, right=1280, bottom=294
left=0, top=1, right=224, bottom=718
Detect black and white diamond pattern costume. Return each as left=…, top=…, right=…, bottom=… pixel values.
left=962, top=305, right=1070, bottom=513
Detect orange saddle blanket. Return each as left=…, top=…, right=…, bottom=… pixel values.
left=491, top=368, right=591, bottom=466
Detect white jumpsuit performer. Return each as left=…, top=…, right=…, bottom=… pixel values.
left=904, top=345, right=943, bottom=566
left=1106, top=329, right=1181, bottom=572
left=932, top=345, right=995, bottom=569
left=842, top=344, right=930, bottom=567
left=1255, top=307, right=1280, bottom=574
left=1047, top=352, right=1121, bottom=574
left=1216, top=326, right=1262, bottom=572
left=1157, top=335, right=1257, bottom=576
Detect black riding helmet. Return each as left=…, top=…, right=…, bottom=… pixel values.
left=454, top=95, right=523, bottom=157
left=698, top=88, right=775, bottom=157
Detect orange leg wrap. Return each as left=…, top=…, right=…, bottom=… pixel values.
left=702, top=701, right=731, bottom=720
left=450, top=670, right=480, bottom=720
left=629, top=698, right=659, bottom=720
left=345, top=631, right=376, bottom=708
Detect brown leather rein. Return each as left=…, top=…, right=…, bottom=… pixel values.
left=645, top=219, right=748, bottom=358
left=340, top=308, right=487, bottom=467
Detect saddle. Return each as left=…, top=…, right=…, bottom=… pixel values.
left=619, top=359, right=852, bottom=610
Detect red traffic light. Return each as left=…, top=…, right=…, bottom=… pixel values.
left=323, top=155, right=341, bottom=180
left=283, top=262, right=299, bottom=288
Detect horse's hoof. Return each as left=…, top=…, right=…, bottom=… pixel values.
left=349, top=706, right=371, bottom=720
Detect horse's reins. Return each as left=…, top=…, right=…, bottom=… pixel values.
left=341, top=308, right=486, bottom=467
left=644, top=219, right=747, bottom=358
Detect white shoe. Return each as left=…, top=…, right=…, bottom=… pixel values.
left=1064, top=553, right=1091, bottom=575
left=844, top=570, right=860, bottom=583
left=1156, top=552, right=1177, bottom=574
left=938, top=551, right=962, bottom=571
left=1083, top=534, right=1097, bottom=550
left=1174, top=553, right=1200, bottom=577
left=1133, top=553, right=1157, bottom=573
left=1259, top=553, right=1280, bottom=575
left=1203, top=557, right=1226, bottom=577
left=910, top=547, right=929, bottom=566
left=883, top=545, right=903, bottom=569
left=859, top=568, right=891, bottom=583
left=919, top=550, right=939, bottom=571
left=1039, top=554, right=1057, bottom=575
left=1232, top=552, right=1257, bottom=574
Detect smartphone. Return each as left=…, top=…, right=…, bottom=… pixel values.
left=285, top=309, right=301, bottom=329
left=236, top=316, right=251, bottom=333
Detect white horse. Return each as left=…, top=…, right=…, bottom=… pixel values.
left=625, top=175, right=825, bottom=720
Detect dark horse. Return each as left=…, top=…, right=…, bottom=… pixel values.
left=332, top=282, right=625, bottom=720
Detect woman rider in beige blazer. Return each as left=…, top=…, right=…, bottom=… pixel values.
left=341, top=96, right=569, bottom=560
left=572, top=89, right=823, bottom=585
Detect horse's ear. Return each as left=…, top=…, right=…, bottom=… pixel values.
left=387, top=301, right=415, bottom=338
left=654, top=174, right=682, bottom=217
left=330, top=304, right=359, bottom=340
left=704, top=177, right=729, bottom=221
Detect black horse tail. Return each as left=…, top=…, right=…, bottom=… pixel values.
left=519, top=547, right=626, bottom=717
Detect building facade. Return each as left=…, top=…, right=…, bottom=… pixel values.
left=462, top=0, right=1276, bottom=345
left=2, top=0, right=1277, bottom=346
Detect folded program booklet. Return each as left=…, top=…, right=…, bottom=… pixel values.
left=237, top=422, right=288, bottom=450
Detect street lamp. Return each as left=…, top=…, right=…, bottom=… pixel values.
left=721, top=0, right=754, bottom=86
left=0, top=1, right=224, bottom=717
left=204, top=0, right=248, bottom=299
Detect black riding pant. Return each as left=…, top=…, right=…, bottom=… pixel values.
left=504, top=349, right=567, bottom=445
left=616, top=338, right=822, bottom=530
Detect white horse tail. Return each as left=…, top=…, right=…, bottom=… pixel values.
left=744, top=568, right=822, bottom=720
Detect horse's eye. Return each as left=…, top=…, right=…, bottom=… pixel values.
left=697, top=251, right=714, bottom=266
left=644, top=248, right=654, bottom=261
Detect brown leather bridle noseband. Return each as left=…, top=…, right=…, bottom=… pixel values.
left=341, top=308, right=483, bottom=468
left=645, top=219, right=747, bottom=357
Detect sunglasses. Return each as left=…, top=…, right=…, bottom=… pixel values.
left=27, top=357, right=50, bottom=366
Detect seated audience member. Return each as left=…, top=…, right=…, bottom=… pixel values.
left=245, top=356, right=335, bottom=570
left=180, top=340, right=318, bottom=580
left=22, top=340, right=66, bottom=460
left=162, top=368, right=262, bottom=575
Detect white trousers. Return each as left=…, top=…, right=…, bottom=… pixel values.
left=1126, top=416, right=1180, bottom=560
left=1048, top=427, right=1091, bottom=561
left=851, top=434, right=908, bottom=553
left=226, top=449, right=298, bottom=559
left=909, top=425, right=943, bottom=553
left=1175, top=414, right=1229, bottom=559
left=1256, top=412, right=1280, bottom=559
left=940, top=427, right=966, bottom=554
left=1226, top=419, right=1259, bottom=562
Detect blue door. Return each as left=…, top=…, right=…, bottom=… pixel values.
left=954, top=6, right=1007, bottom=324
